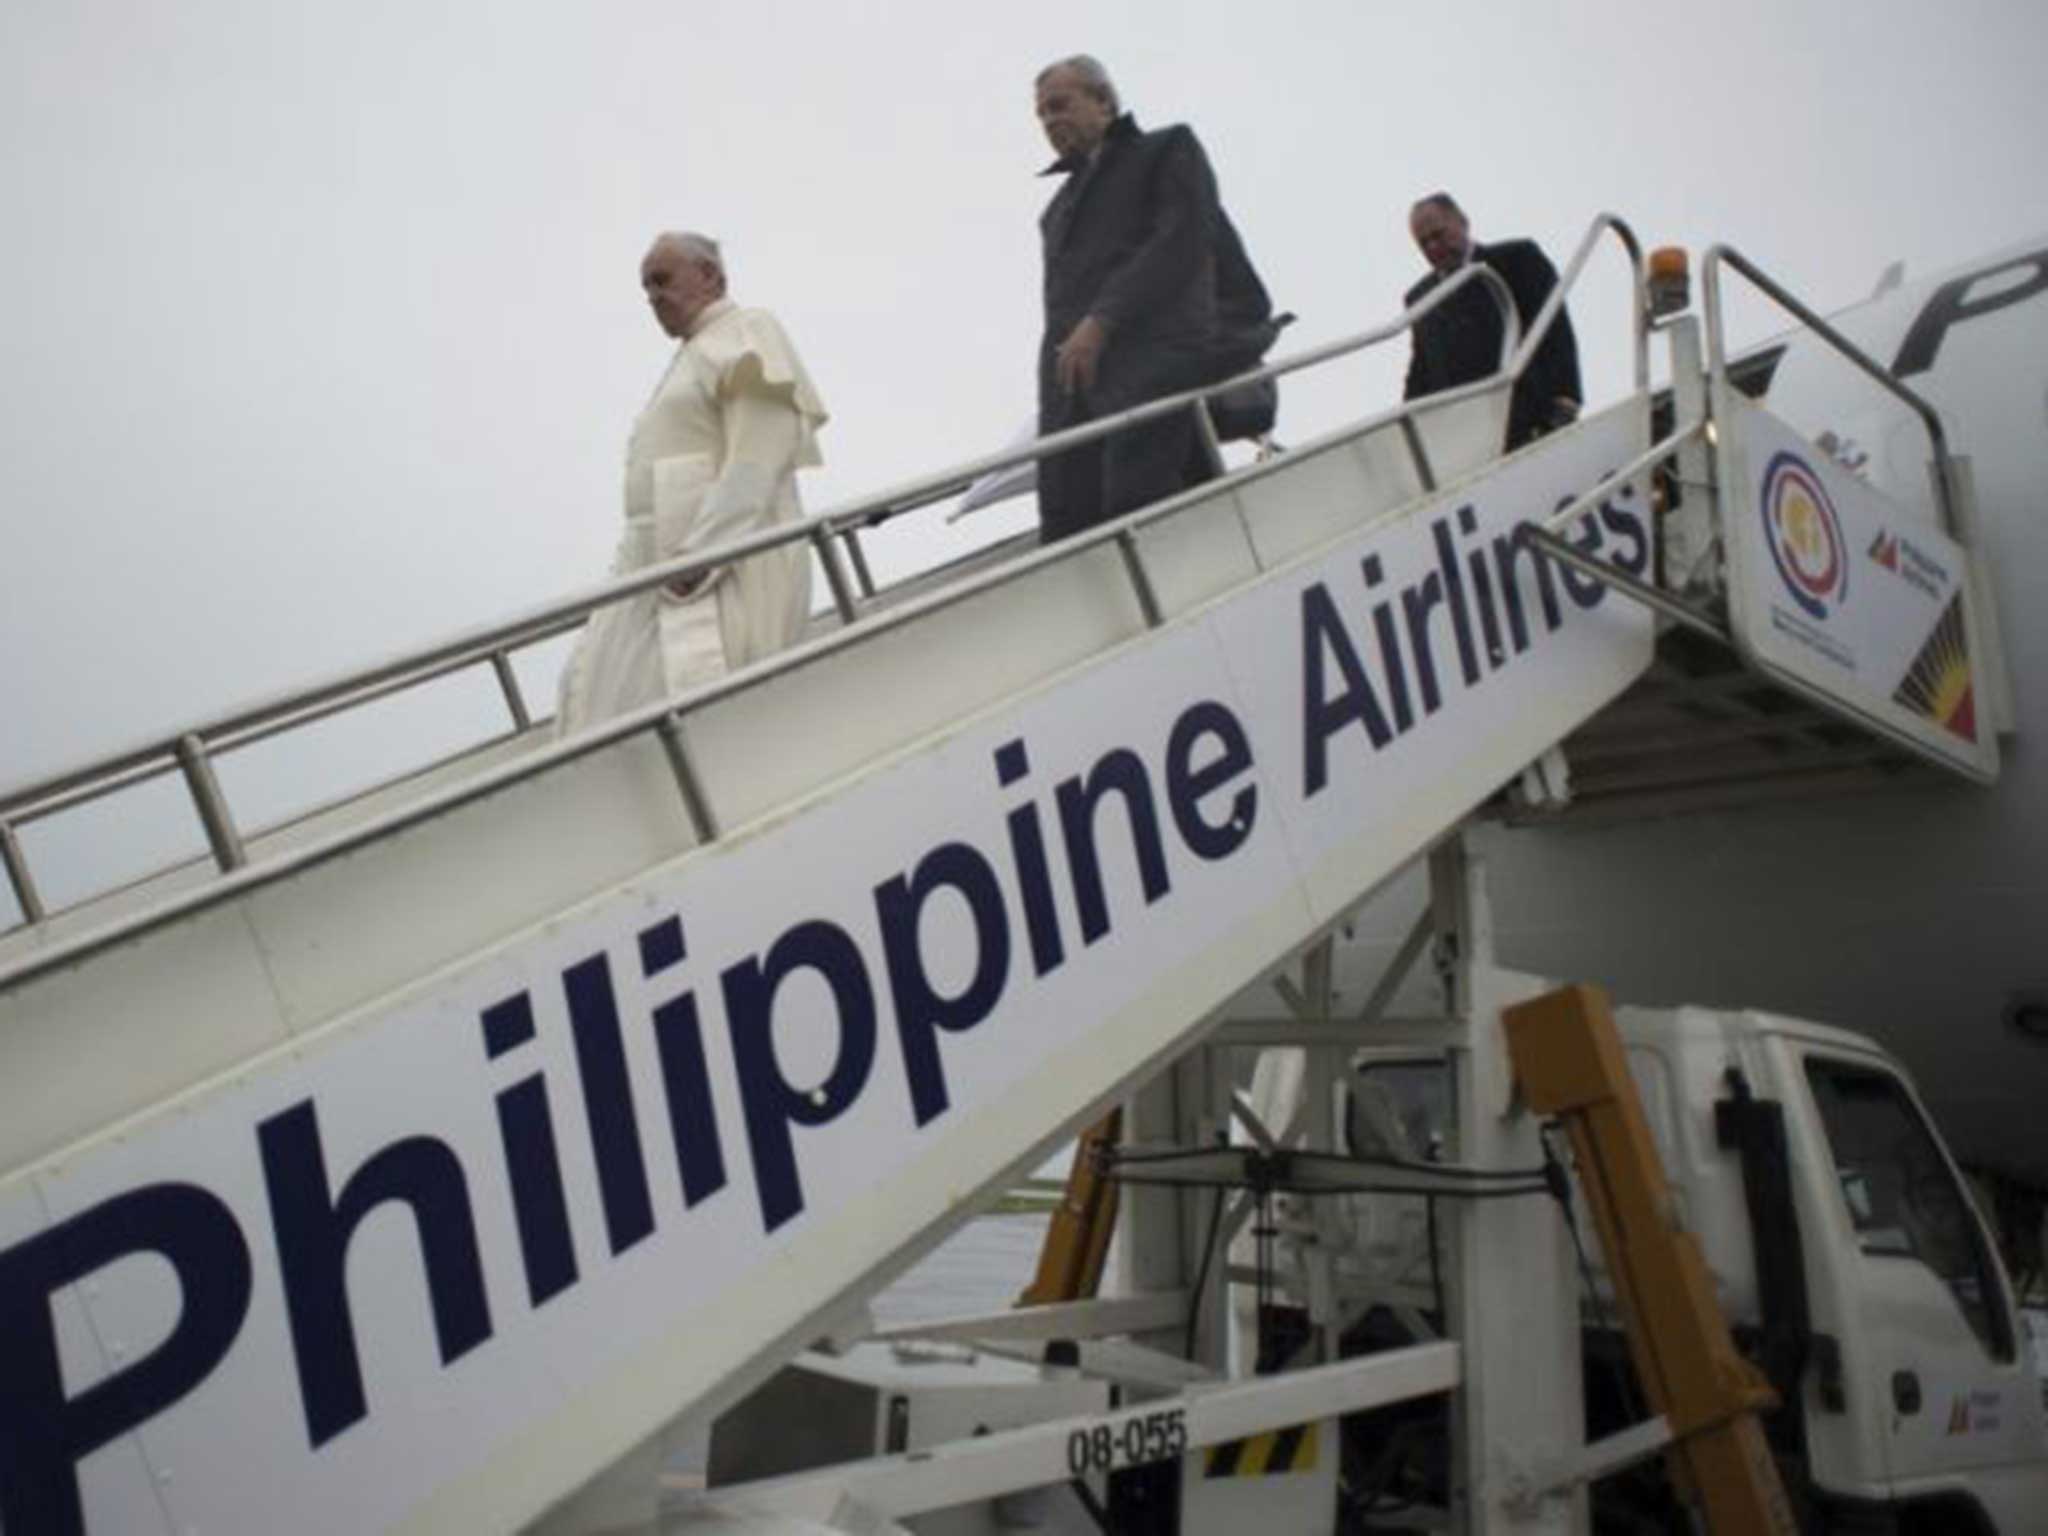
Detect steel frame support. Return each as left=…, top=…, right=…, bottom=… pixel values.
left=1430, top=838, right=1586, bottom=1534
left=0, top=822, right=43, bottom=925
left=698, top=1343, right=1461, bottom=1528
left=1124, top=1053, right=1198, bottom=1363
left=1662, top=315, right=1718, bottom=594
left=869, top=1291, right=1191, bottom=1348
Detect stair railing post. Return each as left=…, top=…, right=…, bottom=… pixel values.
left=1397, top=413, right=1439, bottom=494
left=841, top=527, right=878, bottom=598
left=175, top=734, right=247, bottom=873
left=1192, top=398, right=1226, bottom=478
left=1, top=822, right=44, bottom=924
left=489, top=650, right=533, bottom=731
left=812, top=527, right=861, bottom=625
left=654, top=712, right=719, bottom=845
left=1115, top=530, right=1164, bottom=630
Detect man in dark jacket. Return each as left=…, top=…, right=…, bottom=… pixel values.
left=1401, top=192, right=1581, bottom=451
left=1033, top=55, right=1273, bottom=542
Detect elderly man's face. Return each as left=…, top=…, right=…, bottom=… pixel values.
left=640, top=241, right=722, bottom=337
left=1410, top=202, right=1471, bottom=275
left=1035, top=68, right=1114, bottom=161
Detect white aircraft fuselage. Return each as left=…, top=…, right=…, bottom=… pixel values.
left=1474, top=235, right=2048, bottom=1191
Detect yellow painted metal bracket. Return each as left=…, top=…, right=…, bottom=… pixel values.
left=1017, top=1108, right=1123, bottom=1306
left=1502, top=984, right=1799, bottom=1535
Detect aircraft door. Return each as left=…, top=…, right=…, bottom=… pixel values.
left=1801, top=1054, right=2035, bottom=1496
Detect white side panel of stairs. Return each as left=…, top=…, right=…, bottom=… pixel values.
left=0, top=393, right=1510, bottom=1181
left=0, top=730, right=545, bottom=971
left=0, top=393, right=1649, bottom=1536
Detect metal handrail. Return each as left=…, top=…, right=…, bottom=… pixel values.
left=1518, top=417, right=1727, bottom=642
left=810, top=257, right=1518, bottom=542
left=12, top=618, right=589, bottom=828
left=1700, top=244, right=1957, bottom=534
left=0, top=214, right=1642, bottom=945
left=1515, top=212, right=1648, bottom=396
left=0, top=372, right=1519, bottom=990
left=0, top=262, right=1521, bottom=833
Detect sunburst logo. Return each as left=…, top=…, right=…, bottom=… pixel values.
left=1892, top=594, right=1976, bottom=743
left=1760, top=451, right=1849, bottom=621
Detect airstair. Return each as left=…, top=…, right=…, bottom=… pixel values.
left=0, top=219, right=2003, bottom=1535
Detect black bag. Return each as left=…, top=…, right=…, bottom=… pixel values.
left=1207, top=313, right=1294, bottom=441
left=1206, top=211, right=1289, bottom=442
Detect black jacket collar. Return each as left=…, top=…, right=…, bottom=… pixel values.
left=1040, top=112, right=1140, bottom=177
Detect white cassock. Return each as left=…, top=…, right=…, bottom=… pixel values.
left=556, top=297, right=828, bottom=735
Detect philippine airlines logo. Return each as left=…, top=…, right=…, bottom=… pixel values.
left=1759, top=451, right=1849, bottom=621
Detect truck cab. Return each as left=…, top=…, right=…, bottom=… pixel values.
left=1335, top=1003, right=2047, bottom=1532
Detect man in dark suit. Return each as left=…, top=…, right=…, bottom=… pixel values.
left=1402, top=192, right=1581, bottom=451
left=1033, top=55, right=1274, bottom=542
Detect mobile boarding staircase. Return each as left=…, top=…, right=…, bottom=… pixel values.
left=0, top=217, right=2003, bottom=1536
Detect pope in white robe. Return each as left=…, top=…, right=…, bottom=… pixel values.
left=556, top=231, right=828, bottom=735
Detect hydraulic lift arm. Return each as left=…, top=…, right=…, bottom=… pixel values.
left=1018, top=1108, right=1123, bottom=1306
left=1502, top=984, right=1799, bottom=1535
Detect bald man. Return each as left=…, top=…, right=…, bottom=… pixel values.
left=557, top=232, right=828, bottom=734
left=1402, top=193, right=1581, bottom=451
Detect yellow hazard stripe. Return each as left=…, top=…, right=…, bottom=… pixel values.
left=1203, top=1421, right=1319, bottom=1477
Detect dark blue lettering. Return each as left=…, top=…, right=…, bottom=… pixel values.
left=1596, top=492, right=1650, bottom=577
left=1302, top=582, right=1393, bottom=797
left=481, top=990, right=536, bottom=1057
left=1461, top=504, right=1506, bottom=671
left=1430, top=515, right=1482, bottom=686
left=996, top=740, right=1066, bottom=976
left=1555, top=494, right=1607, bottom=607
left=1056, top=749, right=1171, bottom=945
left=496, top=1076, right=578, bottom=1307
left=482, top=993, right=579, bottom=1308
left=1362, top=556, right=1414, bottom=732
left=642, top=918, right=727, bottom=1208
left=1401, top=571, right=1447, bottom=716
left=564, top=953, right=656, bottom=1255
left=1490, top=531, right=1563, bottom=653
left=1166, top=701, right=1256, bottom=860
left=259, top=1100, right=491, bottom=1448
left=877, top=843, right=1012, bottom=1126
left=723, top=921, right=877, bottom=1232
left=654, top=995, right=728, bottom=1207
left=0, top=1185, right=250, bottom=1536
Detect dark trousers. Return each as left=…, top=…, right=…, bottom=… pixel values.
left=1036, top=405, right=1217, bottom=545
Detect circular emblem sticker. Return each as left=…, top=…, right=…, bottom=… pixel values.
left=1759, top=451, right=1849, bottom=621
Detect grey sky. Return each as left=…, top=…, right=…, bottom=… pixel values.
left=3, top=0, right=2044, bottom=911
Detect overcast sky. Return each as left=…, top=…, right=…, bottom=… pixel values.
left=3, top=0, right=2045, bottom=913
